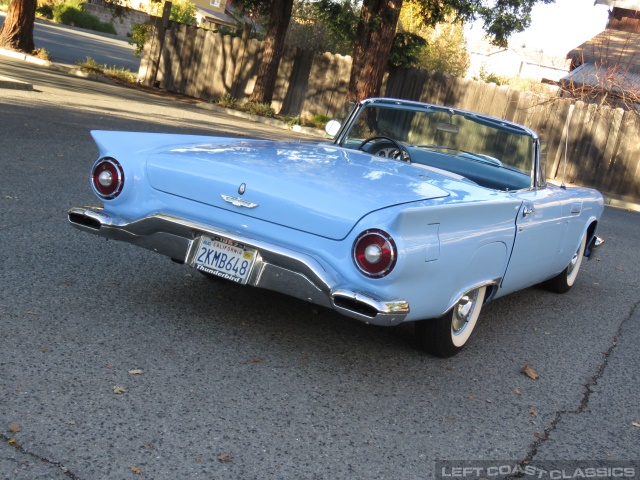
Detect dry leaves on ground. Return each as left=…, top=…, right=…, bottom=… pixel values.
left=7, top=423, right=21, bottom=433
left=113, top=386, right=128, bottom=394
left=128, top=369, right=144, bottom=375
left=520, top=364, right=539, bottom=380
left=218, top=454, right=234, bottom=463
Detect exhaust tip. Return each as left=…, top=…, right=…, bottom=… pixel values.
left=68, top=212, right=101, bottom=230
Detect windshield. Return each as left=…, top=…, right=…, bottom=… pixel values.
left=339, top=104, right=536, bottom=189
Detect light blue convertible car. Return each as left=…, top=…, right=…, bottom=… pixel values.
left=68, top=98, right=604, bottom=357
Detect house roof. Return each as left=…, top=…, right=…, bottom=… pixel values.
left=196, top=6, right=238, bottom=27
left=594, top=0, right=640, bottom=8
left=560, top=62, right=640, bottom=94
left=567, top=29, right=640, bottom=74
left=468, top=37, right=569, bottom=69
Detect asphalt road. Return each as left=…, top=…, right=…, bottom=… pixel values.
left=1, top=57, right=639, bottom=480
left=0, top=12, right=140, bottom=71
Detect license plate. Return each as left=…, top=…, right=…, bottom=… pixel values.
left=193, top=235, right=256, bottom=284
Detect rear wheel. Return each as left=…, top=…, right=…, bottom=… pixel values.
left=415, top=286, right=487, bottom=357
left=542, top=233, right=587, bottom=294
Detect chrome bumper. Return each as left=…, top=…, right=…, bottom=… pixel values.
left=67, top=207, right=409, bottom=326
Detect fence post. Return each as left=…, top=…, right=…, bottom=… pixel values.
left=151, top=2, right=172, bottom=88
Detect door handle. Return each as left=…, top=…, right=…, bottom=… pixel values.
left=523, top=204, right=535, bottom=217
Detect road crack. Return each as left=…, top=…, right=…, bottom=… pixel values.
left=509, top=299, right=639, bottom=477
left=1, top=432, right=80, bottom=479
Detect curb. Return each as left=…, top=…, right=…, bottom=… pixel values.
left=0, top=46, right=119, bottom=86
left=197, top=103, right=327, bottom=139
left=0, top=73, right=32, bottom=90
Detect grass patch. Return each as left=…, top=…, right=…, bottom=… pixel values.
left=216, top=94, right=239, bottom=109
left=76, top=57, right=137, bottom=83
left=242, top=101, right=276, bottom=118
left=284, top=114, right=331, bottom=130
left=32, top=48, right=51, bottom=61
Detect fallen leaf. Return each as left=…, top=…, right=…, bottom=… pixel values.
left=63, top=281, right=74, bottom=286
left=529, top=409, right=538, bottom=416
left=144, top=443, right=155, bottom=449
left=7, top=438, right=17, bottom=445
left=299, top=357, right=308, bottom=366
left=194, top=457, right=204, bottom=464
left=131, top=466, right=143, bottom=475
left=218, top=454, right=233, bottom=463
left=36, top=344, right=49, bottom=353
left=486, top=399, right=493, bottom=403
left=128, top=369, right=144, bottom=375
left=533, top=432, right=546, bottom=440
left=520, top=364, right=539, bottom=380
left=8, top=423, right=21, bottom=433
left=632, top=422, right=640, bottom=428
left=513, top=388, right=522, bottom=395
left=66, top=421, right=76, bottom=425
left=113, top=386, right=128, bottom=394
left=26, top=311, right=39, bottom=316
left=469, top=395, right=475, bottom=400
left=440, top=365, right=454, bottom=371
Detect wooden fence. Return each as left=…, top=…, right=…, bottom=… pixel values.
left=138, top=18, right=640, bottom=205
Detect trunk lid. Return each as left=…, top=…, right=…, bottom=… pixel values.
left=140, top=137, right=450, bottom=240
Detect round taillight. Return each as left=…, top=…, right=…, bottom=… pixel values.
left=353, top=229, right=397, bottom=278
left=91, top=157, right=124, bottom=199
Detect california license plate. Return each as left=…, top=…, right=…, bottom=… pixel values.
left=193, top=235, right=256, bottom=284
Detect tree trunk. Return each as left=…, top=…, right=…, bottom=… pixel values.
left=0, top=0, right=37, bottom=53
left=248, top=0, right=294, bottom=105
left=346, top=0, right=403, bottom=102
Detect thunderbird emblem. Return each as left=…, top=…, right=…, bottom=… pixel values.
left=221, top=194, right=258, bottom=208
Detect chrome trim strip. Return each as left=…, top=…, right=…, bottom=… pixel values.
left=67, top=207, right=410, bottom=326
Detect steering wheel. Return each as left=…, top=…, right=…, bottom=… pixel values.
left=356, top=136, right=411, bottom=163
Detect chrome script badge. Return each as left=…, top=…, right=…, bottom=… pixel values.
left=221, top=194, right=258, bottom=208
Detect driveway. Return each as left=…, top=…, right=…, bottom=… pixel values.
left=0, top=12, right=139, bottom=71
left=1, top=56, right=639, bottom=480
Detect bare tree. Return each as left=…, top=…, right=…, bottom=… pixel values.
left=562, top=30, right=640, bottom=115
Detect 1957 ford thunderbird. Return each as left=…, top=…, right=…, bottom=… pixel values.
left=68, top=98, right=604, bottom=357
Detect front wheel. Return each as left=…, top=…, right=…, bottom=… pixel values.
left=415, top=286, right=487, bottom=357
left=542, top=233, right=587, bottom=294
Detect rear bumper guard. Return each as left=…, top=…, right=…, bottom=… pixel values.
left=67, top=207, right=410, bottom=326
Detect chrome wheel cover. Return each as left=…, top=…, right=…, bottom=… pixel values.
left=452, top=289, right=480, bottom=334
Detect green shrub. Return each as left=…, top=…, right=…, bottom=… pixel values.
left=243, top=102, right=275, bottom=118
left=52, top=0, right=116, bottom=35
left=129, top=22, right=151, bottom=58
left=217, top=94, right=239, bottom=109
left=308, top=114, right=331, bottom=129
left=36, top=3, right=53, bottom=19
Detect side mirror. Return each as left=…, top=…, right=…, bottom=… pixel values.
left=325, top=120, right=341, bottom=138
